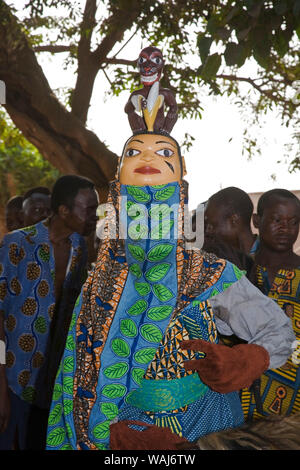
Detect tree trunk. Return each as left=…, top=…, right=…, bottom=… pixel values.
left=0, top=3, right=118, bottom=200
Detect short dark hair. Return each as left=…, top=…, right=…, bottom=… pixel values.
left=257, top=189, right=300, bottom=217
left=209, top=187, right=254, bottom=226
left=6, top=195, right=23, bottom=211
left=51, top=175, right=95, bottom=214
left=23, top=186, right=51, bottom=202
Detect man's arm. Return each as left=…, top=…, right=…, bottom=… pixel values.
left=0, top=310, right=10, bottom=433
left=0, top=233, right=18, bottom=433
left=209, top=274, right=296, bottom=369
left=181, top=274, right=295, bottom=394
left=162, top=89, right=178, bottom=134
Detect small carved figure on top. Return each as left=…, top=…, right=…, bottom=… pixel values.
left=125, top=46, right=178, bottom=134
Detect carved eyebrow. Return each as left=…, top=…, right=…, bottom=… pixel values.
left=150, top=52, right=163, bottom=58
left=155, top=140, right=176, bottom=149
left=128, top=139, right=145, bottom=145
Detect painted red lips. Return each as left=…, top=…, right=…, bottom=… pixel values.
left=134, top=166, right=161, bottom=174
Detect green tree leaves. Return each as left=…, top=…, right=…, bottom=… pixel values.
left=224, top=42, right=249, bottom=67
left=197, top=35, right=213, bottom=63
left=65, top=335, right=75, bottom=351
left=128, top=223, right=148, bottom=241
left=0, top=110, right=60, bottom=212
left=0, top=0, right=299, bottom=188
left=200, top=53, right=222, bottom=81
left=126, top=201, right=145, bottom=220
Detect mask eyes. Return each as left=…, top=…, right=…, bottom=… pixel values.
left=138, top=56, right=147, bottom=64
left=155, top=148, right=174, bottom=158
left=153, top=57, right=163, bottom=65
left=125, top=148, right=141, bottom=157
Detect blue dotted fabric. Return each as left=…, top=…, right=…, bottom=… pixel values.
left=118, top=389, right=244, bottom=441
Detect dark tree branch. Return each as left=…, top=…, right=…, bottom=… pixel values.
left=71, top=0, right=145, bottom=124
left=102, top=58, right=136, bottom=67
left=33, top=45, right=75, bottom=53
left=0, top=2, right=117, bottom=196
left=71, top=0, right=97, bottom=123
left=216, top=73, right=288, bottom=103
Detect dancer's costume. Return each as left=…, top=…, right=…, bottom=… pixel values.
left=46, top=181, right=294, bottom=449
left=46, top=48, right=295, bottom=450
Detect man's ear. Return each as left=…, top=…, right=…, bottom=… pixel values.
left=252, top=213, right=260, bottom=229
left=58, top=204, right=70, bottom=220
left=181, top=156, right=187, bottom=177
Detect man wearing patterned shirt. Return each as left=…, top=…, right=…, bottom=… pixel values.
left=0, top=175, right=99, bottom=450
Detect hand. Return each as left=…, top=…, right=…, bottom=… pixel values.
left=110, top=420, right=189, bottom=450
left=0, top=370, right=10, bottom=433
left=181, top=339, right=269, bottom=394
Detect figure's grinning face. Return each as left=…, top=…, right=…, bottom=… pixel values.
left=138, top=47, right=164, bottom=87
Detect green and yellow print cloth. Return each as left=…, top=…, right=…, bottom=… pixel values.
left=240, top=266, right=300, bottom=420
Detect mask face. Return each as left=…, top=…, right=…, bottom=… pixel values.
left=137, top=47, right=164, bottom=86
left=119, top=133, right=184, bottom=186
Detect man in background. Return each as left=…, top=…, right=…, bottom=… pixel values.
left=0, top=174, right=99, bottom=450
left=22, top=186, right=51, bottom=227
left=203, top=186, right=258, bottom=277
left=240, top=189, right=300, bottom=420
left=5, top=196, right=24, bottom=232
left=204, top=186, right=257, bottom=255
